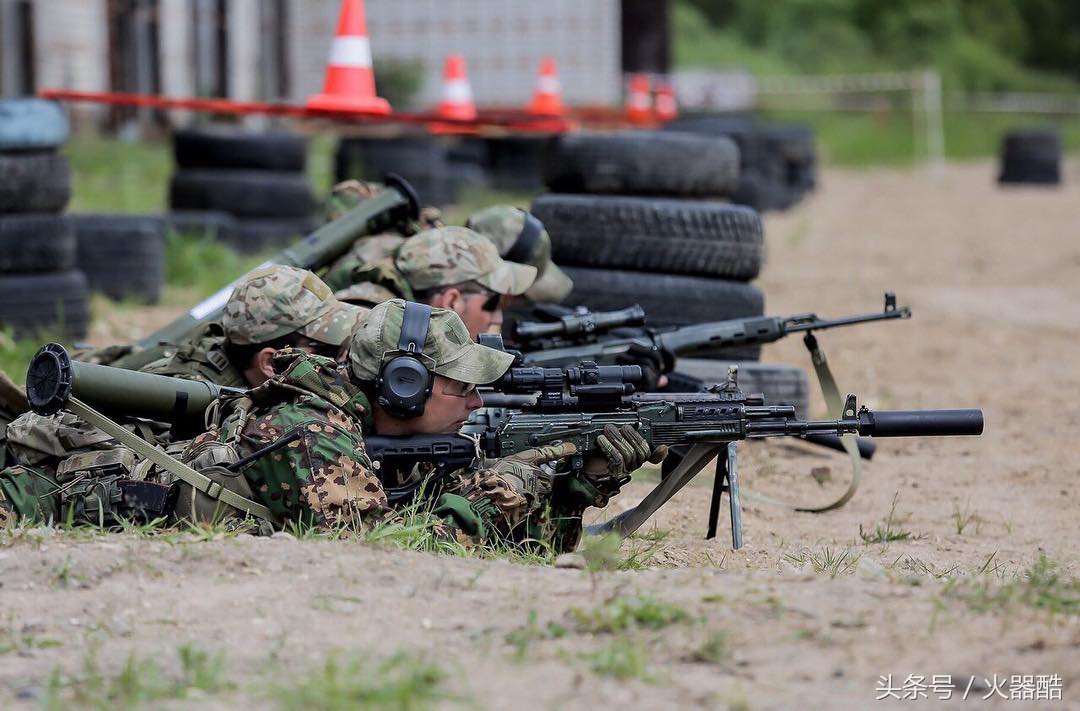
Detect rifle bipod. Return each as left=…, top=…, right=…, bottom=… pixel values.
left=584, top=443, right=744, bottom=550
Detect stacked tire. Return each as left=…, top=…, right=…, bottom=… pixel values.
left=530, top=130, right=808, bottom=413
left=664, top=115, right=817, bottom=212
left=335, top=136, right=458, bottom=207
left=70, top=215, right=166, bottom=303
left=0, top=99, right=89, bottom=340
left=169, top=127, right=316, bottom=252
left=998, top=129, right=1061, bottom=185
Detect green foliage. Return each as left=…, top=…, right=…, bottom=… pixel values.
left=570, top=596, right=690, bottom=634
left=962, top=555, right=1080, bottom=615
left=859, top=491, right=920, bottom=545
left=374, top=60, right=425, bottom=110
left=505, top=609, right=567, bottom=661
left=582, top=637, right=654, bottom=682
left=675, top=0, right=1080, bottom=91
left=65, top=137, right=172, bottom=214
left=689, top=631, right=731, bottom=664
left=163, top=230, right=267, bottom=299
left=274, top=651, right=450, bottom=711
left=43, top=644, right=233, bottom=709
left=578, top=530, right=669, bottom=572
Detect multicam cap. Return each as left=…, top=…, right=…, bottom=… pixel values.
left=333, top=281, right=398, bottom=307
left=394, top=226, right=537, bottom=296
left=222, top=265, right=366, bottom=346
left=349, top=299, right=513, bottom=385
left=465, top=205, right=573, bottom=303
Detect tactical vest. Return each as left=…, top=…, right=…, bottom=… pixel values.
left=140, top=321, right=246, bottom=388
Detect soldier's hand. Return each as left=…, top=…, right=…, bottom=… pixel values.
left=585, top=424, right=668, bottom=485
left=491, top=442, right=578, bottom=507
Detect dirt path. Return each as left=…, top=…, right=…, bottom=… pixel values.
left=3, top=162, right=1078, bottom=709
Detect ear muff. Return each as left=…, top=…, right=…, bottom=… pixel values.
left=504, top=210, right=544, bottom=264
left=375, top=301, right=434, bottom=418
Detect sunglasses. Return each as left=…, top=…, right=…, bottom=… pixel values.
left=462, top=287, right=502, bottom=312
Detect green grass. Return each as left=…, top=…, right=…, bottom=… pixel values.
left=66, top=137, right=173, bottom=214
left=582, top=637, right=654, bottom=682
left=43, top=644, right=233, bottom=709
left=784, top=546, right=862, bottom=578
left=859, top=491, right=920, bottom=546
left=960, top=556, right=1080, bottom=616
left=570, top=596, right=690, bottom=634
left=163, top=230, right=269, bottom=299
left=274, top=651, right=451, bottom=710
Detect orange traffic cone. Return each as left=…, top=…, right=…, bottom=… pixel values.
left=626, top=73, right=652, bottom=123
left=306, top=0, right=390, bottom=115
left=655, top=80, right=678, bottom=122
left=529, top=57, right=564, bottom=117
left=436, top=54, right=477, bottom=121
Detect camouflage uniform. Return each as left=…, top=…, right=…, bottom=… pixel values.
left=0, top=266, right=366, bottom=527
left=465, top=205, right=574, bottom=303
left=327, top=226, right=537, bottom=306
left=321, top=179, right=444, bottom=294
left=140, top=265, right=366, bottom=384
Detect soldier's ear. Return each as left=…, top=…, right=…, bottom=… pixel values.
left=254, top=347, right=277, bottom=382
left=430, top=287, right=464, bottom=314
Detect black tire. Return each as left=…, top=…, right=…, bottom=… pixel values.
left=0, top=152, right=71, bottom=214
left=0, top=270, right=90, bottom=339
left=543, top=131, right=739, bottom=198
left=224, top=217, right=317, bottom=253
left=561, top=267, right=764, bottom=326
left=71, top=215, right=166, bottom=303
left=165, top=210, right=239, bottom=242
left=334, top=137, right=457, bottom=206
left=173, top=127, right=307, bottom=172
left=531, top=194, right=764, bottom=280
left=0, top=215, right=75, bottom=273
left=664, top=115, right=763, bottom=165
left=169, top=170, right=315, bottom=219
left=761, top=124, right=816, bottom=163
left=999, top=130, right=1061, bottom=185
left=484, top=137, right=550, bottom=192
left=0, top=99, right=70, bottom=151
left=669, top=359, right=810, bottom=418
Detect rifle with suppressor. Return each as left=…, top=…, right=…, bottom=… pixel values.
left=510, top=293, right=911, bottom=372
left=366, top=365, right=983, bottom=549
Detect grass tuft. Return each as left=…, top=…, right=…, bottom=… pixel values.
left=784, top=546, right=862, bottom=578
left=273, top=651, right=451, bottom=710
left=570, top=595, right=690, bottom=634
left=581, top=637, right=654, bottom=682
left=859, top=491, right=921, bottom=546
left=961, top=555, right=1080, bottom=615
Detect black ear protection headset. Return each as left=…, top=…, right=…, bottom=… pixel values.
left=375, top=301, right=434, bottom=418
left=504, top=210, right=544, bottom=264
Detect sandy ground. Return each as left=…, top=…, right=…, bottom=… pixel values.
left=2, top=161, right=1079, bottom=709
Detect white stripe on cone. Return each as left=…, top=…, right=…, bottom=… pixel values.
left=537, top=76, right=561, bottom=94
left=328, top=36, right=373, bottom=68
left=628, top=94, right=651, bottom=110
left=443, top=79, right=473, bottom=104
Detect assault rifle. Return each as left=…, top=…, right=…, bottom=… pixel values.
left=367, top=365, right=983, bottom=549
left=509, top=293, right=911, bottom=371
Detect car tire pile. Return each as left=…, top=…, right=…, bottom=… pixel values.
left=0, top=98, right=89, bottom=339
left=168, top=127, right=317, bottom=252
left=998, top=128, right=1061, bottom=185
left=529, top=130, right=810, bottom=413
left=663, top=115, right=817, bottom=212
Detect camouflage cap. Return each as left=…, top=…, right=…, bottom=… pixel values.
left=394, top=226, right=537, bottom=296
left=325, top=179, right=445, bottom=231
left=465, top=205, right=573, bottom=303
left=222, top=265, right=366, bottom=346
left=333, top=281, right=398, bottom=307
left=349, top=299, right=513, bottom=385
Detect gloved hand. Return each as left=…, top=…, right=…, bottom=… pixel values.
left=585, top=424, right=668, bottom=486
left=489, top=442, right=578, bottom=507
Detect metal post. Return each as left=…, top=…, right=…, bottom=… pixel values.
left=923, top=69, right=946, bottom=179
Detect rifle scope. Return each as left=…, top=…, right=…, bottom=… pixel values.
left=496, top=362, right=642, bottom=399
left=513, top=305, right=647, bottom=341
